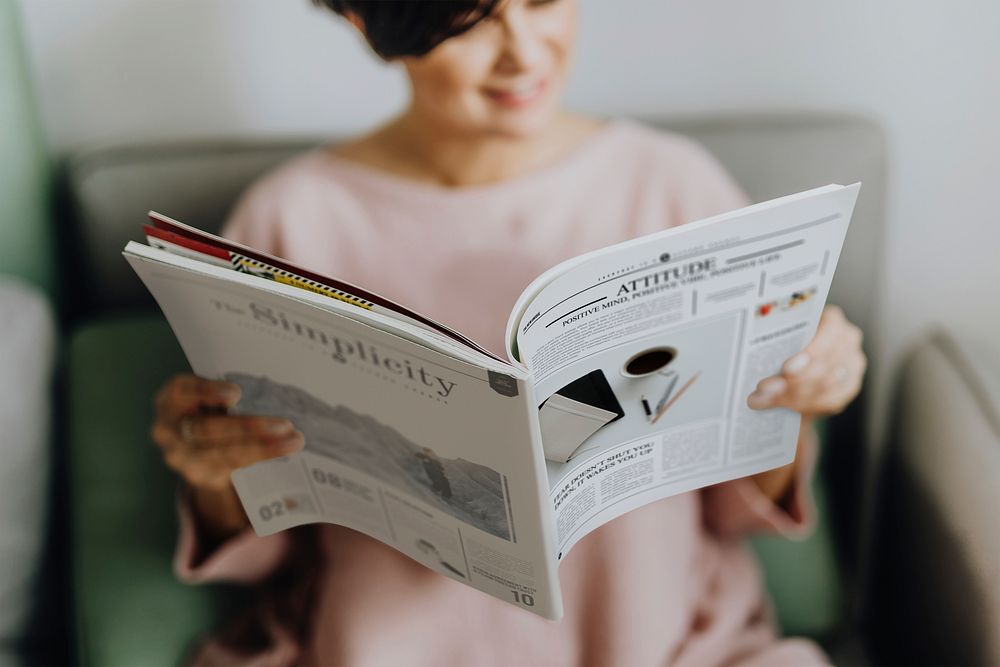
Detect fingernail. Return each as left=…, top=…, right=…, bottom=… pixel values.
left=784, top=353, right=810, bottom=374
left=758, top=377, right=787, bottom=395
left=220, top=384, right=241, bottom=401
left=279, top=431, right=306, bottom=452
left=749, top=376, right=787, bottom=408
left=266, top=420, right=294, bottom=434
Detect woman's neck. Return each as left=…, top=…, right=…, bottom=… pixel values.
left=335, top=110, right=604, bottom=188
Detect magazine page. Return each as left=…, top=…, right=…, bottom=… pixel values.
left=124, top=246, right=563, bottom=619
left=147, top=212, right=503, bottom=362
left=505, top=183, right=861, bottom=559
left=131, top=239, right=492, bottom=369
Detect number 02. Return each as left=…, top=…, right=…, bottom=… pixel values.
left=258, top=500, right=284, bottom=521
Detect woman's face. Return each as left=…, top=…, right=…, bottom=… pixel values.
left=400, top=0, right=577, bottom=139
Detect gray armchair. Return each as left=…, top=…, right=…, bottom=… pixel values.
left=871, top=329, right=1000, bottom=665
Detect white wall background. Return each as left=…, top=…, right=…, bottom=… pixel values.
left=16, top=0, right=1000, bottom=443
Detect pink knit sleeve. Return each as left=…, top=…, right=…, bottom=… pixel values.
left=173, top=488, right=293, bottom=585
left=701, top=424, right=819, bottom=541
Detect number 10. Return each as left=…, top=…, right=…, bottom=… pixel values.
left=511, top=590, right=535, bottom=607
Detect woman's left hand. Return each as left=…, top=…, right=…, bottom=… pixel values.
left=746, top=305, right=867, bottom=417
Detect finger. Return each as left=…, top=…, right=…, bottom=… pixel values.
left=751, top=375, right=817, bottom=411
left=186, top=415, right=296, bottom=446
left=785, top=352, right=866, bottom=415
left=746, top=375, right=787, bottom=409
left=796, top=329, right=866, bottom=395
left=183, top=467, right=233, bottom=492
left=155, top=375, right=241, bottom=422
left=151, top=419, right=183, bottom=451
left=770, top=377, right=827, bottom=412
left=816, top=353, right=867, bottom=411
left=750, top=346, right=838, bottom=410
left=804, top=377, right=859, bottom=416
left=752, top=354, right=832, bottom=410
left=153, top=413, right=293, bottom=465
left=155, top=375, right=240, bottom=423
left=750, top=308, right=863, bottom=411
left=173, top=431, right=305, bottom=489
left=784, top=355, right=834, bottom=398
left=780, top=306, right=853, bottom=376
left=192, top=431, right=305, bottom=471
left=780, top=353, right=854, bottom=411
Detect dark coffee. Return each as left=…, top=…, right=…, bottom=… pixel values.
left=624, top=347, right=675, bottom=376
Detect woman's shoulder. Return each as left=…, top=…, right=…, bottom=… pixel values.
left=220, top=147, right=364, bottom=248
left=606, top=118, right=751, bottom=217
left=237, top=148, right=358, bottom=209
left=610, top=118, right=729, bottom=177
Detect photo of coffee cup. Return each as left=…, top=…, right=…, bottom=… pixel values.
left=620, top=346, right=677, bottom=378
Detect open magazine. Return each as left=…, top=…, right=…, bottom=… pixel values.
left=124, top=182, right=860, bottom=620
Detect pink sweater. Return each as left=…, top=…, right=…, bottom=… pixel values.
left=176, top=119, right=828, bottom=666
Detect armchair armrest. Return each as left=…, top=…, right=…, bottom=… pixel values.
left=871, top=329, right=1000, bottom=666
left=0, top=279, right=55, bottom=663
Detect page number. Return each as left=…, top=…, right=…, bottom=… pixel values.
left=258, top=500, right=284, bottom=521
left=511, top=590, right=535, bottom=607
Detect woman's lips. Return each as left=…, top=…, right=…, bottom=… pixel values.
left=482, top=79, right=549, bottom=108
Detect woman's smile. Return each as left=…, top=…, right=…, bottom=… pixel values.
left=482, top=77, right=549, bottom=107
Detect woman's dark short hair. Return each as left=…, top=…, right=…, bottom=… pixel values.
left=314, top=0, right=502, bottom=59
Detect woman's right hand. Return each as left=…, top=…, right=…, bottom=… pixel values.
left=151, top=374, right=305, bottom=539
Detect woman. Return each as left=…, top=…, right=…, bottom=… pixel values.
left=151, top=1, right=867, bottom=664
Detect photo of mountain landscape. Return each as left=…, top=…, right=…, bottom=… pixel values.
left=227, top=373, right=512, bottom=540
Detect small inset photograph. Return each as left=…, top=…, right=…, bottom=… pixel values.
left=227, top=373, right=512, bottom=541
left=756, top=286, right=817, bottom=318
left=540, top=313, right=740, bottom=464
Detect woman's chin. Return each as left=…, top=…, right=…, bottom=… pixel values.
left=478, top=102, right=563, bottom=140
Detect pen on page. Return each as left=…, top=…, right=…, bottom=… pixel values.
left=654, top=374, right=679, bottom=415
left=650, top=371, right=701, bottom=425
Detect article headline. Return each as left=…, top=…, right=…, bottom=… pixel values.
left=553, top=442, right=655, bottom=511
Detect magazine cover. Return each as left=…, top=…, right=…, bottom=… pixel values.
left=125, top=249, right=563, bottom=618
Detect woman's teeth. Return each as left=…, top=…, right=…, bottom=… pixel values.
left=487, top=80, right=546, bottom=104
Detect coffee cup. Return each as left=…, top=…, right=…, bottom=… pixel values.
left=620, top=346, right=677, bottom=378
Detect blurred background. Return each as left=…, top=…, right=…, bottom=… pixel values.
left=16, top=0, right=1000, bottom=444
left=2, top=0, right=998, bottom=665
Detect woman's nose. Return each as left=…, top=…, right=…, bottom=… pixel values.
left=492, top=6, right=548, bottom=74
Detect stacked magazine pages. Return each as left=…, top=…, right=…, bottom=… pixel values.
left=124, top=182, right=860, bottom=619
